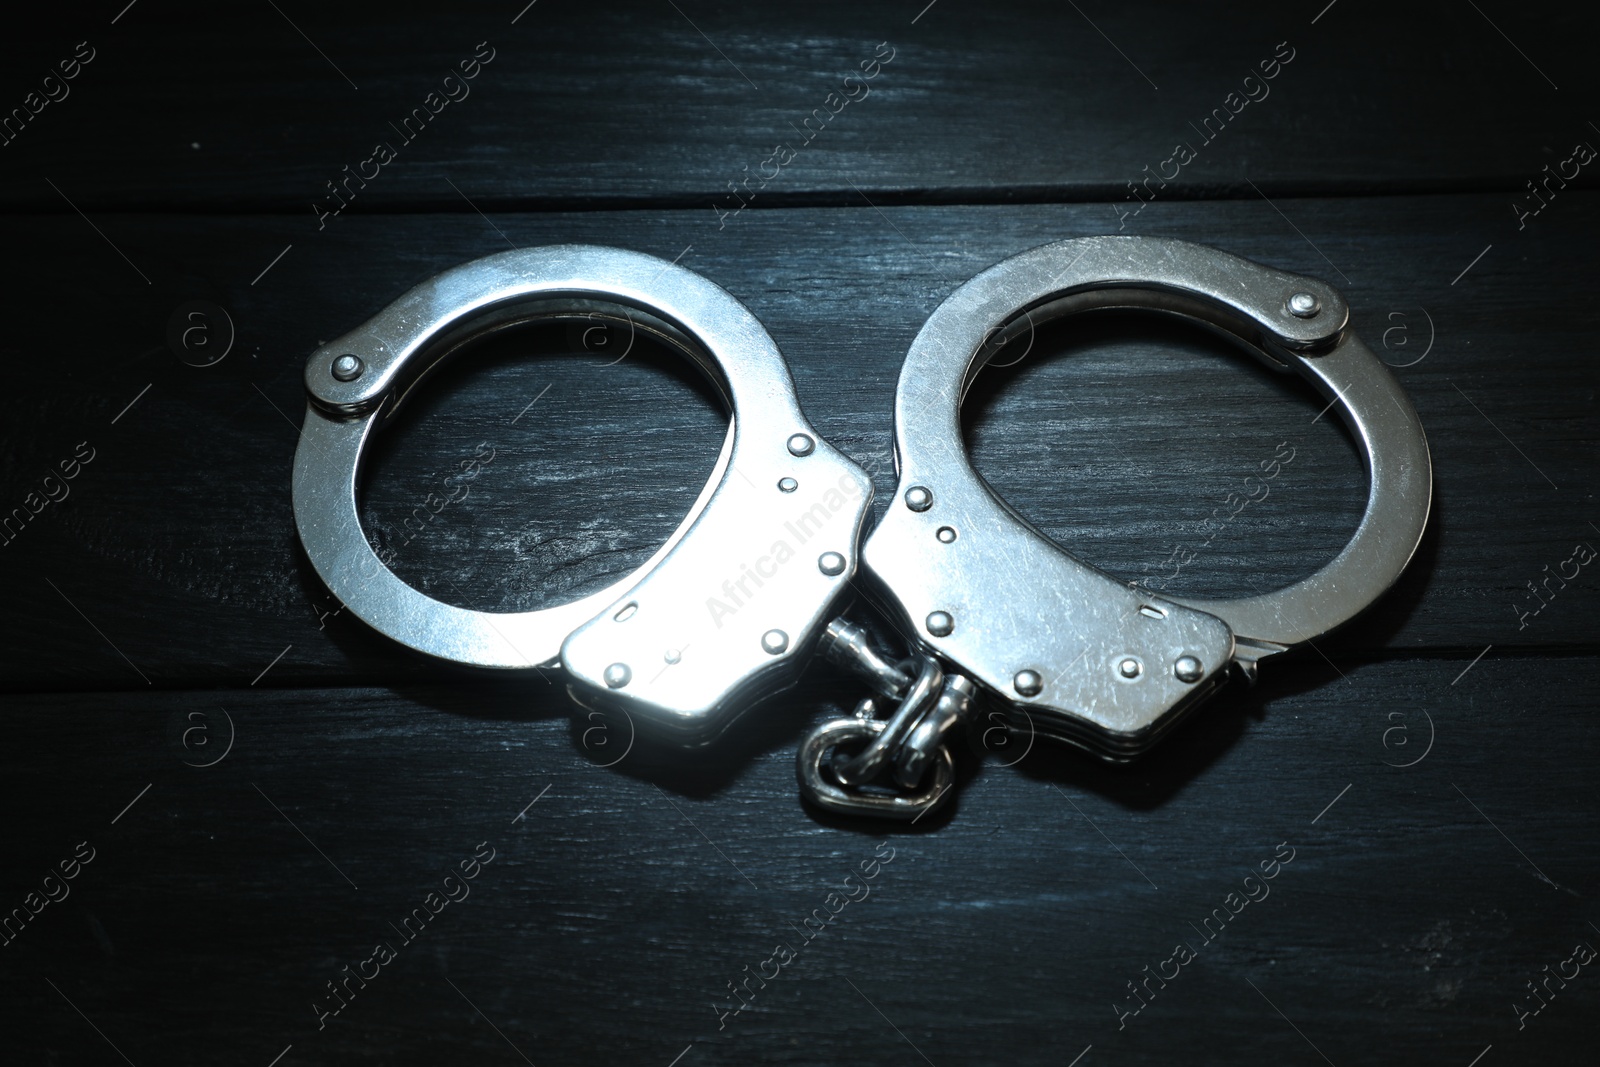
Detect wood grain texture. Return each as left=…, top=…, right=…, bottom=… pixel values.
left=2, top=194, right=1596, bottom=689
left=3, top=2, right=1599, bottom=211
left=3, top=2, right=1598, bottom=1064
left=0, top=657, right=1594, bottom=1066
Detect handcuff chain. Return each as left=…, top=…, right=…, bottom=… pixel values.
left=831, top=655, right=944, bottom=787
left=796, top=619, right=976, bottom=819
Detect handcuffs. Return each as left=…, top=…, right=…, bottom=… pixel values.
left=292, top=237, right=1432, bottom=821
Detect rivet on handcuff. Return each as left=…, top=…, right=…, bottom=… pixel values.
left=292, top=237, right=1432, bottom=822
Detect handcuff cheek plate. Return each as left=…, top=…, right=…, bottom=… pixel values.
left=864, top=235, right=1431, bottom=759
left=292, top=245, right=872, bottom=743
left=561, top=413, right=872, bottom=746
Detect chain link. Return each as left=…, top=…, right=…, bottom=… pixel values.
left=798, top=619, right=975, bottom=819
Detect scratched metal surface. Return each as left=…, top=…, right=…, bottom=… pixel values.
left=2, top=3, right=1598, bottom=1066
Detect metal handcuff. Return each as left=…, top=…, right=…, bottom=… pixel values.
left=292, top=237, right=1431, bottom=821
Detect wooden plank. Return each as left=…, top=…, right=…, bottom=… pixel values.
left=3, top=193, right=1596, bottom=689
left=3, top=1, right=1598, bottom=210
left=0, top=654, right=1593, bottom=1064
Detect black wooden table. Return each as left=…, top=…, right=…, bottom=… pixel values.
left=4, top=3, right=1598, bottom=1065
